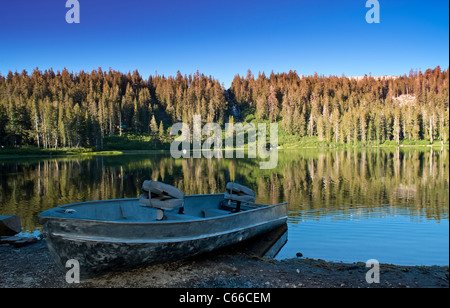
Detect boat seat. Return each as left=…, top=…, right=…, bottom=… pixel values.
left=224, top=182, right=256, bottom=203
left=139, top=181, right=185, bottom=217
left=222, top=182, right=256, bottom=212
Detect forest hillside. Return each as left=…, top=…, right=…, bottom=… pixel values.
left=0, top=66, right=448, bottom=151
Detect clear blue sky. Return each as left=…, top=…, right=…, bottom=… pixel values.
left=0, top=0, right=448, bottom=88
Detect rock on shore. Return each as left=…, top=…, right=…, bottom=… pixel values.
left=0, top=215, right=21, bottom=236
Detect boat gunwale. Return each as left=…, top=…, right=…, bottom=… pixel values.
left=38, top=195, right=288, bottom=225
left=48, top=216, right=288, bottom=244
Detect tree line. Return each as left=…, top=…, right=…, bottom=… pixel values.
left=0, top=66, right=448, bottom=149
left=230, top=66, right=449, bottom=145
left=0, top=69, right=227, bottom=149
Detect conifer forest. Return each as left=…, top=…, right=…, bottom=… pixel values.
left=0, top=66, right=448, bottom=150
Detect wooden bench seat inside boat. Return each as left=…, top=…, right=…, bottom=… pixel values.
left=139, top=180, right=185, bottom=211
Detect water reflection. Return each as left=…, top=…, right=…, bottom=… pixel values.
left=0, top=148, right=448, bottom=232
left=221, top=224, right=288, bottom=259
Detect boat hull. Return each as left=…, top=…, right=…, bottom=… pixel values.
left=39, top=195, right=287, bottom=278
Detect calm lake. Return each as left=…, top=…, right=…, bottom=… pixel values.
left=1, top=148, right=448, bottom=266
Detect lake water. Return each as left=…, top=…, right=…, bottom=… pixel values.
left=0, top=148, right=448, bottom=265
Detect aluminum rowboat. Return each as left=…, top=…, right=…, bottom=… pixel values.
left=38, top=194, right=287, bottom=278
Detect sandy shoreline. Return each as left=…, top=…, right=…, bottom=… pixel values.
left=0, top=240, right=448, bottom=288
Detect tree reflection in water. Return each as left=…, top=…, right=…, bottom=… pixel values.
left=0, top=148, right=448, bottom=231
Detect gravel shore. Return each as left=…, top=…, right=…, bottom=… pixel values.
left=0, top=240, right=448, bottom=288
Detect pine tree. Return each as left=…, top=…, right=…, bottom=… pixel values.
left=291, top=106, right=300, bottom=135
left=31, top=98, right=41, bottom=147
left=256, top=96, right=266, bottom=121
left=317, top=116, right=325, bottom=141
left=298, top=111, right=307, bottom=137
left=360, top=111, right=368, bottom=143
left=58, top=102, right=66, bottom=147
left=0, top=104, right=8, bottom=147
left=281, top=94, right=293, bottom=133
left=132, top=98, right=139, bottom=133
left=393, top=110, right=401, bottom=145
left=375, top=111, right=386, bottom=143
left=158, top=120, right=164, bottom=142
left=341, top=111, right=352, bottom=144
left=330, top=108, right=340, bottom=143
left=411, top=109, right=421, bottom=141
left=150, top=114, right=158, bottom=139
left=268, top=85, right=279, bottom=123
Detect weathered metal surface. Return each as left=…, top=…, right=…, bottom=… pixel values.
left=38, top=194, right=288, bottom=278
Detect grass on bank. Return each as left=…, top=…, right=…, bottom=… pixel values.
left=0, top=131, right=448, bottom=158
